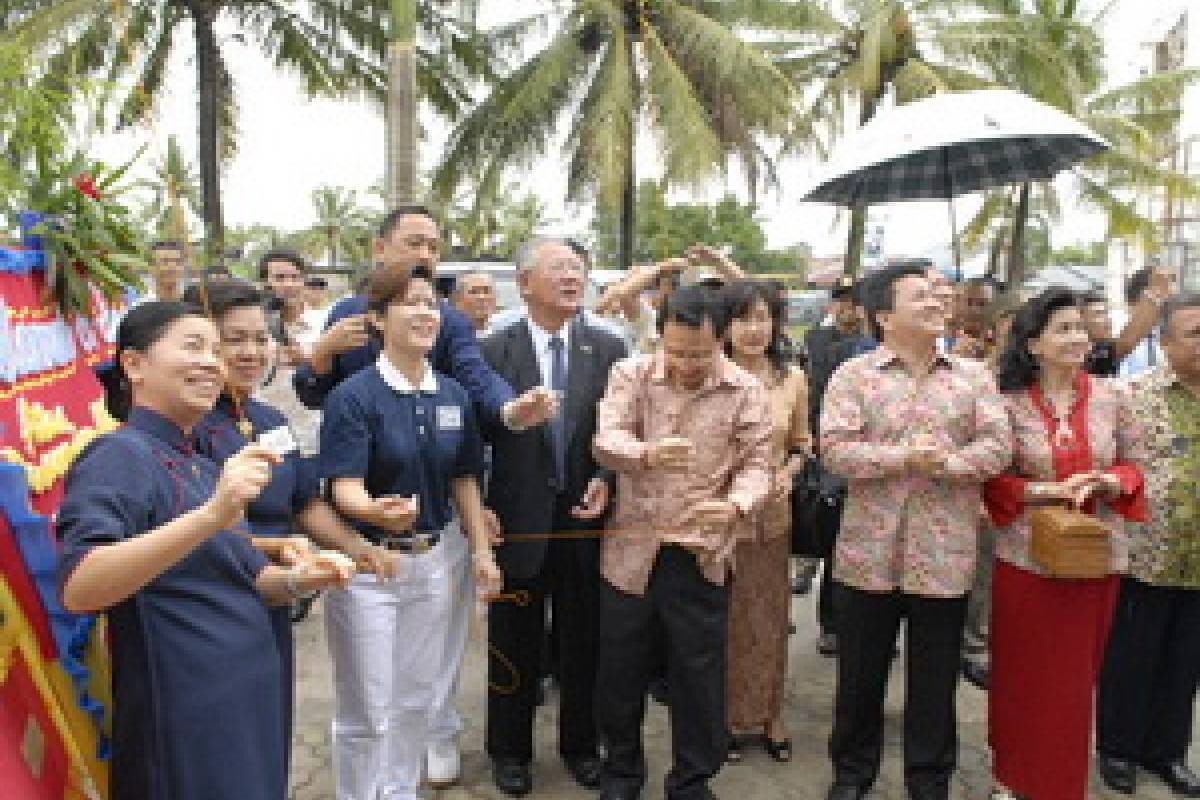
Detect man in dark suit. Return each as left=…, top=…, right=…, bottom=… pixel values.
left=480, top=237, right=629, bottom=797
left=803, top=277, right=869, bottom=656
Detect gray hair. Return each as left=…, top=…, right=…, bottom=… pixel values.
left=513, top=236, right=571, bottom=274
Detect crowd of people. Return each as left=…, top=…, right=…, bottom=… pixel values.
left=54, top=205, right=1200, bottom=800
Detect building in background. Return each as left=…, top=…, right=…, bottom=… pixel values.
left=1108, top=8, right=1200, bottom=311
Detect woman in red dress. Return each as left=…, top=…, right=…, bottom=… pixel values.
left=984, top=288, right=1148, bottom=800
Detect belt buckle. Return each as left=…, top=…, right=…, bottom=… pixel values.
left=412, top=537, right=431, bottom=554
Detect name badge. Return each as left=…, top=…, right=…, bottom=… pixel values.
left=437, top=405, right=463, bottom=431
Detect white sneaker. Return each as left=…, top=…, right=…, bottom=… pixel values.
left=425, top=739, right=460, bottom=788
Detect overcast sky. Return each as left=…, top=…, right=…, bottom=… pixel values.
left=86, top=0, right=1195, bottom=263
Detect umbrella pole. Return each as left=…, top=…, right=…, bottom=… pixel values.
left=943, top=147, right=962, bottom=282
left=948, top=198, right=962, bottom=282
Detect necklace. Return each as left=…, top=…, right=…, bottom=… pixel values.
left=1043, top=388, right=1076, bottom=448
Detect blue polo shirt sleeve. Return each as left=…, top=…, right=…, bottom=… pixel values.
left=56, top=435, right=154, bottom=584
left=319, top=379, right=372, bottom=480
left=291, top=455, right=322, bottom=512
left=454, top=391, right=486, bottom=479
left=437, top=302, right=514, bottom=423
left=294, top=297, right=356, bottom=409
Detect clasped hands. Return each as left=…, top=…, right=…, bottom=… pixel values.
left=1034, top=471, right=1122, bottom=508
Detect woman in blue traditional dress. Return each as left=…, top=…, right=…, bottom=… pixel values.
left=187, top=278, right=396, bottom=753
left=57, top=301, right=349, bottom=800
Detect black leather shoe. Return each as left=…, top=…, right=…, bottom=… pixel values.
left=1145, top=761, right=1200, bottom=797
left=492, top=758, right=532, bottom=797
left=961, top=659, right=990, bottom=690
left=564, top=755, right=602, bottom=790
left=826, top=783, right=868, bottom=800
left=1097, top=754, right=1136, bottom=795
left=817, top=632, right=839, bottom=657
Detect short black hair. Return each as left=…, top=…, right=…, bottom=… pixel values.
left=658, top=285, right=729, bottom=338
left=104, top=300, right=206, bottom=421
left=182, top=278, right=265, bottom=320
left=722, top=280, right=788, bottom=373
left=378, top=205, right=439, bottom=240
left=258, top=248, right=307, bottom=281
left=1161, top=292, right=1200, bottom=337
left=1126, top=267, right=1153, bottom=305
left=1079, top=290, right=1107, bottom=306
left=995, top=288, right=1082, bottom=391
left=861, top=264, right=928, bottom=341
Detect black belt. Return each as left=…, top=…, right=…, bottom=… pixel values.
left=372, top=530, right=442, bottom=553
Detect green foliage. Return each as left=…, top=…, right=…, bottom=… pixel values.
left=0, top=0, right=505, bottom=254
left=139, top=135, right=201, bottom=243
left=1048, top=240, right=1106, bottom=266
left=18, top=150, right=148, bottom=314
left=591, top=180, right=806, bottom=275
left=955, top=0, right=1200, bottom=282
left=432, top=0, right=803, bottom=258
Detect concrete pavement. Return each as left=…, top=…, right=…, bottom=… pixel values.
left=288, top=584, right=1193, bottom=800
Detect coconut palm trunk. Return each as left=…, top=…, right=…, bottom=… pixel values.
left=386, top=0, right=418, bottom=206
left=844, top=87, right=882, bottom=276
left=619, top=4, right=640, bottom=271
left=1008, top=181, right=1032, bottom=286
left=193, top=5, right=224, bottom=262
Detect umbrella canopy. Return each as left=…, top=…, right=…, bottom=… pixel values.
left=804, top=89, right=1109, bottom=206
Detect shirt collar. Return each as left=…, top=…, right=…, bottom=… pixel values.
left=126, top=406, right=195, bottom=455
left=867, top=343, right=952, bottom=371
left=649, top=350, right=740, bottom=390
left=376, top=353, right=438, bottom=394
left=526, top=317, right=571, bottom=354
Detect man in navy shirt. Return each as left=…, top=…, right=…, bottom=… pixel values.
left=294, top=205, right=556, bottom=787
left=294, top=206, right=557, bottom=432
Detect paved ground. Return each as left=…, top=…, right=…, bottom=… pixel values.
left=289, top=582, right=1195, bottom=800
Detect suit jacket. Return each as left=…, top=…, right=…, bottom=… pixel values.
left=480, top=315, right=628, bottom=581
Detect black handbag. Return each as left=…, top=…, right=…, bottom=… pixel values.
left=790, top=456, right=846, bottom=558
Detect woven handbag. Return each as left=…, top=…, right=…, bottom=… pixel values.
left=1029, top=505, right=1112, bottom=579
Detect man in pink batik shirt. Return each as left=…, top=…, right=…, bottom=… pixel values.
left=819, top=264, right=1011, bottom=800
left=592, top=285, right=772, bottom=800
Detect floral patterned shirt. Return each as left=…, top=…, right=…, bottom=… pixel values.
left=593, top=352, right=773, bottom=595
left=820, top=346, right=1012, bottom=597
left=1126, top=367, right=1200, bottom=588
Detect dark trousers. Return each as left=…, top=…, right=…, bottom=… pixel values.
left=1098, top=577, right=1200, bottom=767
left=818, top=551, right=837, bottom=634
left=597, top=546, right=730, bottom=800
left=486, top=532, right=600, bottom=762
left=829, top=583, right=967, bottom=799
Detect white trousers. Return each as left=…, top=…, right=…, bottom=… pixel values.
left=325, top=524, right=470, bottom=800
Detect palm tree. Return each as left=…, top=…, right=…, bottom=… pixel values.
left=143, top=135, right=202, bottom=246
left=771, top=0, right=1013, bottom=274
left=431, top=0, right=806, bottom=269
left=2, top=0, right=500, bottom=261
left=951, top=0, right=1200, bottom=286
left=309, top=185, right=373, bottom=268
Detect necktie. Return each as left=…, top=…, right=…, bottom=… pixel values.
left=548, top=335, right=567, bottom=489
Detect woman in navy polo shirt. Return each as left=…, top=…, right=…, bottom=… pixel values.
left=184, top=279, right=396, bottom=758
left=57, top=301, right=349, bottom=800
left=320, top=266, right=501, bottom=800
